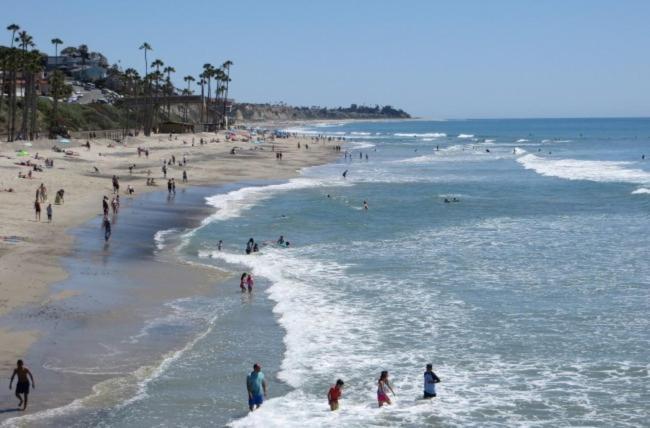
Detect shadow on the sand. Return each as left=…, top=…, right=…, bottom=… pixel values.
left=0, top=407, right=22, bottom=414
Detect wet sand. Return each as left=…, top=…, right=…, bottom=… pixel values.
left=0, top=130, right=336, bottom=366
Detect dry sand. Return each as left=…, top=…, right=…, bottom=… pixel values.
left=0, top=130, right=338, bottom=368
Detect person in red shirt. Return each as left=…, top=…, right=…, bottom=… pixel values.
left=327, top=379, right=344, bottom=411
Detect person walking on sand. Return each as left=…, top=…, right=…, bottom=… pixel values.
left=423, top=363, right=441, bottom=399
left=9, top=360, right=35, bottom=411
left=246, top=363, right=267, bottom=411
left=377, top=370, right=395, bottom=407
left=246, top=274, right=254, bottom=292
left=103, top=196, right=109, bottom=216
left=328, top=379, right=345, bottom=411
left=46, top=203, right=52, bottom=223
left=182, top=170, right=188, bottom=183
left=33, top=199, right=41, bottom=221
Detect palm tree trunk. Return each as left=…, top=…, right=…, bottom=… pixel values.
left=10, top=68, right=18, bottom=141
left=20, top=73, right=29, bottom=139
left=29, top=73, right=37, bottom=140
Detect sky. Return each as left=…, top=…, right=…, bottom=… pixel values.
left=2, top=0, right=649, bottom=119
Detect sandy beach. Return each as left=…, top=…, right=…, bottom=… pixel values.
left=0, top=130, right=338, bottom=373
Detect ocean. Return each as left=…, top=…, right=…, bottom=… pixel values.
left=5, top=118, right=649, bottom=427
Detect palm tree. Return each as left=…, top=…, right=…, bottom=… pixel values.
left=17, top=31, right=34, bottom=139
left=202, top=63, right=214, bottom=118
left=2, top=24, right=19, bottom=122
left=151, top=59, right=164, bottom=94
left=48, top=69, right=69, bottom=137
left=7, top=23, right=19, bottom=48
left=1, top=47, right=19, bottom=141
left=221, top=60, right=233, bottom=128
left=198, top=73, right=206, bottom=123
left=50, top=38, right=63, bottom=63
left=213, top=67, right=225, bottom=122
left=26, top=50, right=44, bottom=140
left=183, top=75, right=194, bottom=122
left=163, top=66, right=175, bottom=118
left=139, top=43, right=152, bottom=79
left=77, top=44, right=90, bottom=81
left=138, top=43, right=152, bottom=135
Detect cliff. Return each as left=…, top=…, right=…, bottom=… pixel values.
left=232, top=103, right=410, bottom=122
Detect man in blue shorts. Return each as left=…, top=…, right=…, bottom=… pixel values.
left=246, top=363, right=267, bottom=411
left=423, top=363, right=441, bottom=398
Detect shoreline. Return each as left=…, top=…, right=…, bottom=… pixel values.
left=0, top=128, right=339, bottom=375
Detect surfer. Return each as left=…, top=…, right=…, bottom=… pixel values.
left=423, top=364, right=441, bottom=398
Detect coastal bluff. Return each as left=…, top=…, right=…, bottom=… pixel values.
left=232, top=103, right=411, bottom=122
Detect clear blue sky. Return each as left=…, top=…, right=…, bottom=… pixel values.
left=3, top=0, right=649, bottom=118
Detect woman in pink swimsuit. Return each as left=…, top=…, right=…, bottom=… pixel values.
left=377, top=370, right=395, bottom=407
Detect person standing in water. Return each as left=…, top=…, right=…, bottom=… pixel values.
left=328, top=379, right=345, bottom=411
left=377, top=370, right=395, bottom=407
left=246, top=274, right=254, bottom=292
left=102, top=215, right=112, bottom=242
left=9, top=360, right=35, bottom=411
left=240, top=273, right=247, bottom=292
left=342, top=170, right=348, bottom=178
left=246, top=363, right=267, bottom=411
left=363, top=200, right=369, bottom=210
left=217, top=240, right=223, bottom=251
left=423, top=364, right=441, bottom=398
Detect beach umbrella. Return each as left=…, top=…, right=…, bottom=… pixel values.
left=17, top=150, right=29, bottom=157
left=59, top=138, right=71, bottom=144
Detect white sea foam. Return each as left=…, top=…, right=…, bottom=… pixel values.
left=348, top=141, right=376, bottom=150
left=350, top=131, right=371, bottom=136
left=457, top=133, right=474, bottom=139
left=394, top=132, right=446, bottom=138
left=517, top=152, right=650, bottom=184
left=516, top=138, right=529, bottom=143
left=631, top=187, right=650, bottom=195
left=202, top=177, right=347, bottom=225
left=485, top=139, right=496, bottom=143
left=153, top=228, right=177, bottom=250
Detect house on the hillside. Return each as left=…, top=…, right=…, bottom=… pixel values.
left=71, top=65, right=107, bottom=82
left=47, top=56, right=107, bottom=82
